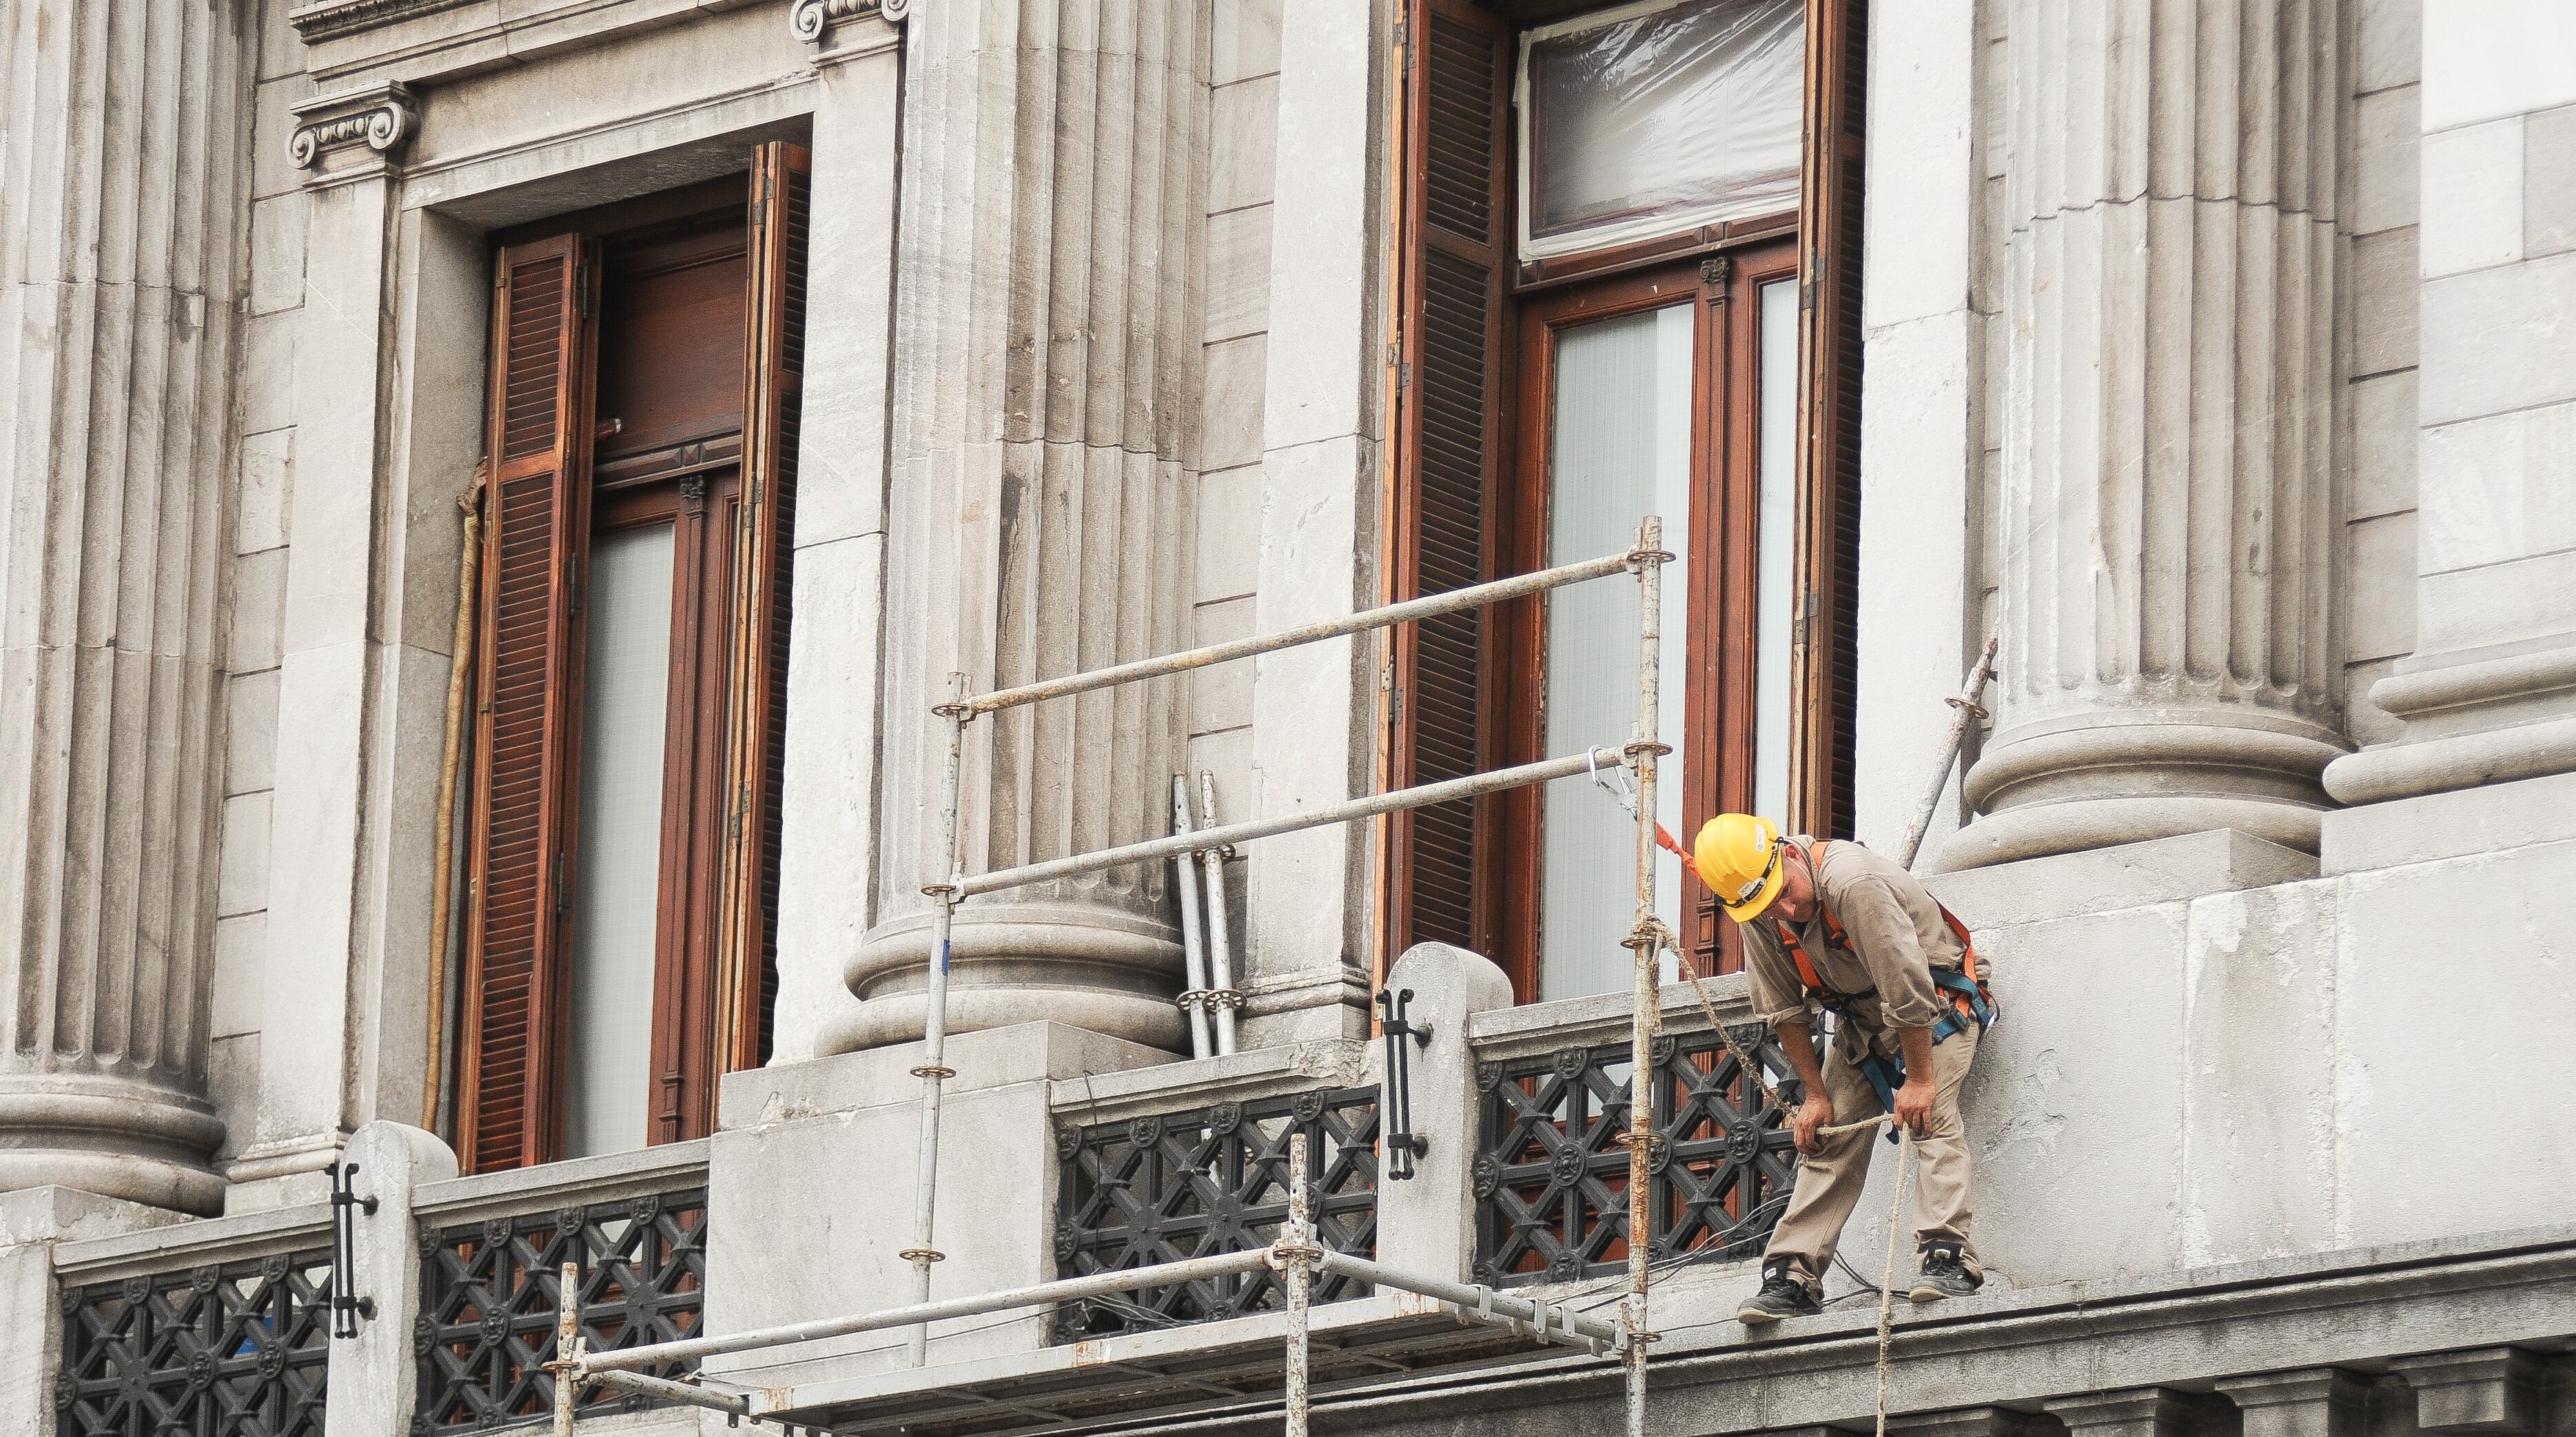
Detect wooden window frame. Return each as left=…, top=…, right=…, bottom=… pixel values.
left=456, top=145, right=808, bottom=1173
left=1485, top=243, right=1798, bottom=1000
left=1383, top=0, right=1865, bottom=1003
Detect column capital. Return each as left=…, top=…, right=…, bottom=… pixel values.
left=790, top=0, right=908, bottom=44
left=289, top=81, right=417, bottom=183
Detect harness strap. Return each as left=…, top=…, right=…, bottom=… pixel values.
left=1770, top=842, right=1999, bottom=1043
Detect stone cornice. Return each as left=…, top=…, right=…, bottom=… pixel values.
left=287, top=0, right=479, bottom=41
left=789, top=0, right=906, bottom=43
left=288, top=81, right=418, bottom=176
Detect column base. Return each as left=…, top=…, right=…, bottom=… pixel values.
left=830, top=901, right=1187, bottom=1054
left=0, top=1078, right=227, bottom=1216
left=1944, top=707, right=2346, bottom=873
left=2322, top=633, right=2576, bottom=806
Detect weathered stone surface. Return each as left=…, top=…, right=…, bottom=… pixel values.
left=1952, top=0, right=2349, bottom=871
left=0, top=0, right=258, bottom=1217
left=851, top=0, right=1211, bottom=1057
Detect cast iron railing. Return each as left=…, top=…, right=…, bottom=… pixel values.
left=58, top=1247, right=336, bottom=1437
left=1052, top=1086, right=1378, bottom=1341
left=413, top=1188, right=707, bottom=1433
left=1474, top=1023, right=1797, bottom=1286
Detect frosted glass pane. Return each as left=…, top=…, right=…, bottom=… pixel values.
left=564, top=522, right=675, bottom=1160
left=1522, top=0, right=1803, bottom=258
left=1752, top=278, right=1797, bottom=826
left=1540, top=304, right=1694, bottom=1002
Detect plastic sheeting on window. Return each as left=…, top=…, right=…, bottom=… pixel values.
left=1520, top=0, right=1803, bottom=260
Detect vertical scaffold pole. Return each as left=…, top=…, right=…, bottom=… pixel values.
left=905, top=671, right=970, bottom=1365
left=1280, top=1131, right=1317, bottom=1437
left=1624, top=515, right=1667, bottom=1437
left=550, top=1261, right=580, bottom=1437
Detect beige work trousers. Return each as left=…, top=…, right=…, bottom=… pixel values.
left=1761, top=1023, right=1980, bottom=1293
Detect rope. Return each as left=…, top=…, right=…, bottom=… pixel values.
left=1874, top=1132, right=1914, bottom=1437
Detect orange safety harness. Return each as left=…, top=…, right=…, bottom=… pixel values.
left=1769, top=842, right=1997, bottom=1137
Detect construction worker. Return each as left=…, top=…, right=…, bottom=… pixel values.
left=1692, top=813, right=1996, bottom=1323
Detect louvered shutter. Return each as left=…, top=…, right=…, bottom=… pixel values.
left=1792, top=0, right=1867, bottom=840
left=461, top=233, right=597, bottom=1173
left=1389, top=0, right=1511, bottom=966
left=717, top=141, right=810, bottom=1073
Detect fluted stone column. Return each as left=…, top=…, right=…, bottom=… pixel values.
left=830, top=0, right=1207, bottom=1054
left=1948, top=0, right=2350, bottom=870
left=0, top=0, right=256, bottom=1213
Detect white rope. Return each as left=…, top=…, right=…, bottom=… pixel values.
left=1873, top=1132, right=1914, bottom=1437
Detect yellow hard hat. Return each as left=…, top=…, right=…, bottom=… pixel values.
left=1694, top=813, right=1787, bottom=921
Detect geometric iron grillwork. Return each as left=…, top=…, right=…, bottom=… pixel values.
left=58, top=1246, right=336, bottom=1437
left=1054, top=1086, right=1378, bottom=1342
left=1474, top=1022, right=1798, bottom=1287
left=414, top=1188, right=706, bottom=1434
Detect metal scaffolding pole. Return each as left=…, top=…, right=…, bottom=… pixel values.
left=1279, top=1133, right=1318, bottom=1437
left=903, top=672, right=969, bottom=1365
left=877, top=527, right=1668, bottom=1379
left=1622, top=516, right=1668, bottom=1437
left=963, top=550, right=1639, bottom=717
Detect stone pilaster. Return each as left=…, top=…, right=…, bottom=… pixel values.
left=2322, top=8, right=2576, bottom=811
left=832, top=0, right=1208, bottom=1054
left=1947, top=0, right=2350, bottom=870
left=0, top=1, right=256, bottom=1214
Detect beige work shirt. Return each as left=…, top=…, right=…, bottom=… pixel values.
left=1739, top=837, right=1973, bottom=1061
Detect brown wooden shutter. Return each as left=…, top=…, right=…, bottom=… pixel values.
left=1792, top=0, right=1867, bottom=840
left=716, top=141, right=810, bottom=1072
left=1388, top=0, right=1511, bottom=966
left=461, top=232, right=598, bottom=1173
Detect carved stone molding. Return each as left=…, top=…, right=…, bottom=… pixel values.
left=288, top=81, right=418, bottom=172
left=790, top=0, right=906, bottom=43
left=287, top=0, right=479, bottom=41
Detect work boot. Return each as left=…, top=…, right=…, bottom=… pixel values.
left=1908, top=1241, right=1981, bottom=1302
left=1736, top=1258, right=1821, bottom=1323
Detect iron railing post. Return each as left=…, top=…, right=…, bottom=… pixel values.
left=906, top=671, right=969, bottom=1365
left=1624, top=514, right=1668, bottom=1437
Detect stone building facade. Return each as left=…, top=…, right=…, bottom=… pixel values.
left=4, top=1, right=2575, bottom=1436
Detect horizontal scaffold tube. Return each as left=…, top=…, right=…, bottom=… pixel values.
left=577, top=1247, right=1277, bottom=1374
left=582, top=1369, right=750, bottom=1418
left=1314, top=1252, right=1624, bottom=1350
left=957, top=748, right=1629, bottom=898
left=966, top=549, right=1642, bottom=716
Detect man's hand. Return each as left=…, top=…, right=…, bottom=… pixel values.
left=1792, top=1094, right=1837, bottom=1155
left=1892, top=1077, right=1936, bottom=1137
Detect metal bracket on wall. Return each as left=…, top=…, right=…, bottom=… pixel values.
left=1376, top=988, right=1433, bottom=1180
left=325, top=1160, right=380, bottom=1338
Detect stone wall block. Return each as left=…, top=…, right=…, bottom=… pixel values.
left=1952, top=0, right=2349, bottom=871
left=848, top=0, right=1212, bottom=1055
left=0, top=0, right=258, bottom=1215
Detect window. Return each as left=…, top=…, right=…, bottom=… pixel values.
left=1385, top=0, right=1864, bottom=1001
left=456, top=145, right=810, bottom=1172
